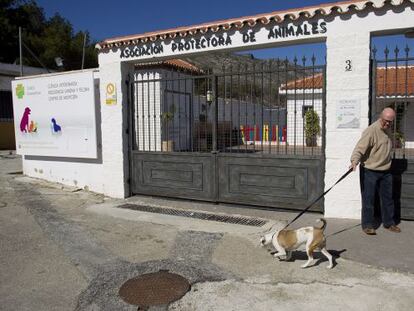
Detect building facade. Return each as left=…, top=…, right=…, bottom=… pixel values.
left=18, top=0, right=414, bottom=219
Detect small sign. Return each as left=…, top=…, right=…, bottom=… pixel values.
left=345, top=60, right=352, bottom=71
left=105, top=83, right=117, bottom=105
left=336, top=99, right=360, bottom=128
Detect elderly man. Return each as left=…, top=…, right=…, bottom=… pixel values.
left=350, top=107, right=401, bottom=235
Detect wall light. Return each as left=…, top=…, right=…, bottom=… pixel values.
left=206, top=90, right=213, bottom=104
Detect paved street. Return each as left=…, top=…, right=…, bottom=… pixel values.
left=1, top=151, right=414, bottom=311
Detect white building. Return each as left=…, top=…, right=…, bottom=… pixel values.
left=14, top=0, right=414, bottom=219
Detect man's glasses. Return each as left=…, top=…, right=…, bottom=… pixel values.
left=381, top=118, right=393, bottom=125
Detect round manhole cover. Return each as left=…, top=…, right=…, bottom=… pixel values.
left=119, top=271, right=190, bottom=306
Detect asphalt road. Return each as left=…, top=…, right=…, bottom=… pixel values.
left=1, top=151, right=413, bottom=311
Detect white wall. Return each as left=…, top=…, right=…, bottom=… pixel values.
left=99, top=62, right=133, bottom=198
left=98, top=3, right=414, bottom=217
left=22, top=156, right=104, bottom=193
left=23, top=2, right=410, bottom=215
left=22, top=70, right=106, bottom=193
left=324, top=6, right=414, bottom=219
left=22, top=63, right=134, bottom=199
left=134, top=70, right=162, bottom=151
left=285, top=90, right=323, bottom=146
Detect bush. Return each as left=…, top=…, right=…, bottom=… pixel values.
left=304, top=109, right=321, bottom=146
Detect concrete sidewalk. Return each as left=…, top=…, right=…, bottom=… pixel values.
left=120, top=193, right=414, bottom=274
left=1, top=151, right=414, bottom=311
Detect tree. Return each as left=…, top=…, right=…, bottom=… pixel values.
left=0, top=0, right=98, bottom=70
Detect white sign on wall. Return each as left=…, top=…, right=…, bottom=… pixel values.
left=336, top=99, right=360, bottom=129
left=117, top=21, right=327, bottom=61
left=12, top=71, right=98, bottom=158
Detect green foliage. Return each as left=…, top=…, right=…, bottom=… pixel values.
left=394, top=131, right=404, bottom=148
left=162, top=104, right=176, bottom=122
left=0, top=0, right=98, bottom=70
left=304, top=109, right=321, bottom=145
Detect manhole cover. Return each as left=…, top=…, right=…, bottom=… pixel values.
left=119, top=271, right=190, bottom=306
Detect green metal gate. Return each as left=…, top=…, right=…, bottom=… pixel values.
left=128, top=57, right=326, bottom=211
left=370, top=45, right=414, bottom=219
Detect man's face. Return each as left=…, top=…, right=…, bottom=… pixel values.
left=380, top=114, right=394, bottom=130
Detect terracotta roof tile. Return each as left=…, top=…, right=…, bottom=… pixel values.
left=376, top=66, right=414, bottom=96
left=134, top=59, right=204, bottom=74
left=281, top=73, right=324, bottom=90
left=98, top=0, right=414, bottom=50
left=281, top=67, right=414, bottom=97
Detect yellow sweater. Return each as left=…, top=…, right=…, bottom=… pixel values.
left=350, top=119, right=392, bottom=171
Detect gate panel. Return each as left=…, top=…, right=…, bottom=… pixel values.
left=218, top=154, right=323, bottom=210
left=130, top=152, right=216, bottom=200
left=371, top=45, right=414, bottom=219
left=400, top=160, right=414, bottom=218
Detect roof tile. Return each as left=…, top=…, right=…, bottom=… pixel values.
left=98, top=0, right=414, bottom=50
left=281, top=67, right=414, bottom=97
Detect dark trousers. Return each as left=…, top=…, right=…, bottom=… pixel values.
left=360, top=167, right=395, bottom=229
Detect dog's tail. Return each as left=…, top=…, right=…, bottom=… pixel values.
left=316, top=218, right=327, bottom=231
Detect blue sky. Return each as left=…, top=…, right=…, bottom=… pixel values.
left=35, top=0, right=412, bottom=64
left=36, top=0, right=331, bottom=41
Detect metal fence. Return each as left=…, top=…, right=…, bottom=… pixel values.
left=130, top=57, right=325, bottom=157
left=371, top=45, right=414, bottom=159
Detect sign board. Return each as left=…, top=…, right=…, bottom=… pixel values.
left=336, top=99, right=360, bottom=129
left=117, top=21, right=327, bottom=61
left=105, top=82, right=117, bottom=105
left=12, top=71, right=98, bottom=158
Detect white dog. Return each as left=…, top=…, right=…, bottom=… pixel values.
left=260, top=218, right=333, bottom=269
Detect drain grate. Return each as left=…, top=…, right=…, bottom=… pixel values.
left=118, top=203, right=267, bottom=227
left=7, top=171, right=23, bottom=175
left=119, top=271, right=190, bottom=307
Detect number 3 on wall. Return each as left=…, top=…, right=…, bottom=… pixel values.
left=345, top=60, right=352, bottom=71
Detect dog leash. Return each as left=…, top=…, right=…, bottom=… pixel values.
left=282, top=167, right=353, bottom=230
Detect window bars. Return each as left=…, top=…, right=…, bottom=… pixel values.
left=131, top=57, right=325, bottom=157
left=371, top=44, right=414, bottom=159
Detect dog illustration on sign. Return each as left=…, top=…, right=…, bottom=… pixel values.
left=29, top=120, right=37, bottom=133
left=20, top=107, right=38, bottom=133
left=51, top=118, right=62, bottom=134
left=20, top=107, right=32, bottom=133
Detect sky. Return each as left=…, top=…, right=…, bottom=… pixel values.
left=35, top=0, right=412, bottom=64
left=36, top=0, right=332, bottom=41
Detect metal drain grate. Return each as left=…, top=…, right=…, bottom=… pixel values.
left=118, top=204, right=267, bottom=227
left=119, top=271, right=190, bottom=307
left=7, top=171, right=23, bottom=175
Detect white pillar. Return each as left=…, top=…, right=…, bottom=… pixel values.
left=324, top=31, right=371, bottom=219
left=99, top=61, right=131, bottom=198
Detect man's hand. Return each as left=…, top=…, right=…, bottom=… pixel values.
left=349, top=162, right=358, bottom=171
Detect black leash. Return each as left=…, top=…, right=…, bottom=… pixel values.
left=283, top=168, right=353, bottom=230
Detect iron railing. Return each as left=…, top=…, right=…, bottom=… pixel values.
left=371, top=45, right=414, bottom=159
left=130, top=57, right=325, bottom=157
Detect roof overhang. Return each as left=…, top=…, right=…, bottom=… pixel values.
left=97, top=0, right=413, bottom=51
